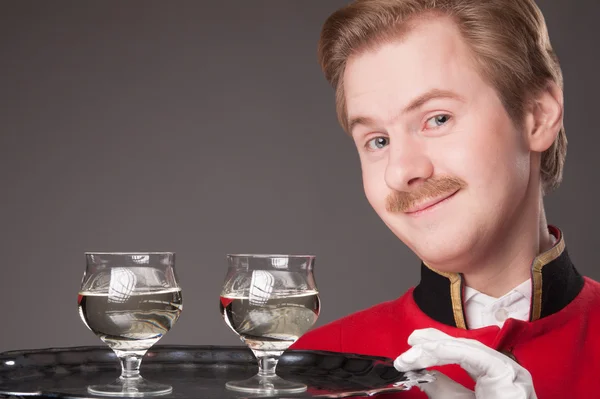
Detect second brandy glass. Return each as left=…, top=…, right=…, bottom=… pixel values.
left=219, top=254, right=320, bottom=394
left=78, top=252, right=183, bottom=396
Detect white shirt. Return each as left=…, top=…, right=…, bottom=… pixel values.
left=464, top=279, right=532, bottom=329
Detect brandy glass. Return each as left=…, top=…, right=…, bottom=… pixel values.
left=78, top=252, right=183, bottom=396
left=219, top=254, right=320, bottom=394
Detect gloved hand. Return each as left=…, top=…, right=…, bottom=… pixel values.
left=393, top=328, right=537, bottom=399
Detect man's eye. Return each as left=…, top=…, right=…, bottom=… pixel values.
left=366, top=137, right=389, bottom=150
left=425, top=114, right=451, bottom=129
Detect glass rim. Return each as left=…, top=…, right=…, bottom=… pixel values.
left=227, top=253, right=315, bottom=259
left=84, top=252, right=175, bottom=256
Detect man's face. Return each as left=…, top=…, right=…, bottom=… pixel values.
left=344, top=17, right=534, bottom=271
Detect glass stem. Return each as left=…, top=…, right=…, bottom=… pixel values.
left=119, top=354, right=143, bottom=380
left=257, top=356, right=279, bottom=378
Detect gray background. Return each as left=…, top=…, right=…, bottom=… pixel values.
left=1, top=1, right=599, bottom=353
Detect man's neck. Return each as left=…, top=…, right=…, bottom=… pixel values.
left=460, top=201, right=554, bottom=298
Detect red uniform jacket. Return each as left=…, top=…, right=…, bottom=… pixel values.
left=292, top=228, right=600, bottom=398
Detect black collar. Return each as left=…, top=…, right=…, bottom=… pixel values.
left=412, top=227, right=584, bottom=329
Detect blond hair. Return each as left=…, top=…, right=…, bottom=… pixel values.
left=318, top=0, right=566, bottom=193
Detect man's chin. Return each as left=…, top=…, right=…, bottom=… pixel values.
left=398, top=231, right=477, bottom=272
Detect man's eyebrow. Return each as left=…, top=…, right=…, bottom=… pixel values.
left=403, top=89, right=465, bottom=114
left=347, top=89, right=465, bottom=133
left=348, top=116, right=377, bottom=134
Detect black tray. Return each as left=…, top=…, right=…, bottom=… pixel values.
left=0, top=346, right=434, bottom=399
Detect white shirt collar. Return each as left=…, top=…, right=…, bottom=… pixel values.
left=463, top=278, right=532, bottom=304
left=464, top=279, right=532, bottom=329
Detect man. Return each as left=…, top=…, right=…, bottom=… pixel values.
left=291, top=0, right=600, bottom=398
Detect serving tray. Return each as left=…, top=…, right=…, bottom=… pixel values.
left=0, top=346, right=434, bottom=399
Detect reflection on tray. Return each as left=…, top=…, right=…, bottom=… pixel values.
left=0, top=346, right=434, bottom=399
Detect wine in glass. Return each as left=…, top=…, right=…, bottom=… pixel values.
left=78, top=252, right=183, bottom=396
left=219, top=254, right=320, bottom=394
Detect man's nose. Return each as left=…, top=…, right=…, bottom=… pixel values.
left=384, top=138, right=433, bottom=192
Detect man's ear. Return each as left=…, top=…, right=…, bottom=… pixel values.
left=524, top=81, right=564, bottom=152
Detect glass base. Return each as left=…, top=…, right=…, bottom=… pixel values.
left=87, top=376, right=172, bottom=397
left=225, top=374, right=307, bottom=395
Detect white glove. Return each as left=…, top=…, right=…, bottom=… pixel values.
left=393, top=328, right=537, bottom=399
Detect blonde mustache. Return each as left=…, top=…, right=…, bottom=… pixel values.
left=385, top=176, right=467, bottom=213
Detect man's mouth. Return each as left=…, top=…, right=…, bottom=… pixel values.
left=403, top=190, right=460, bottom=215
